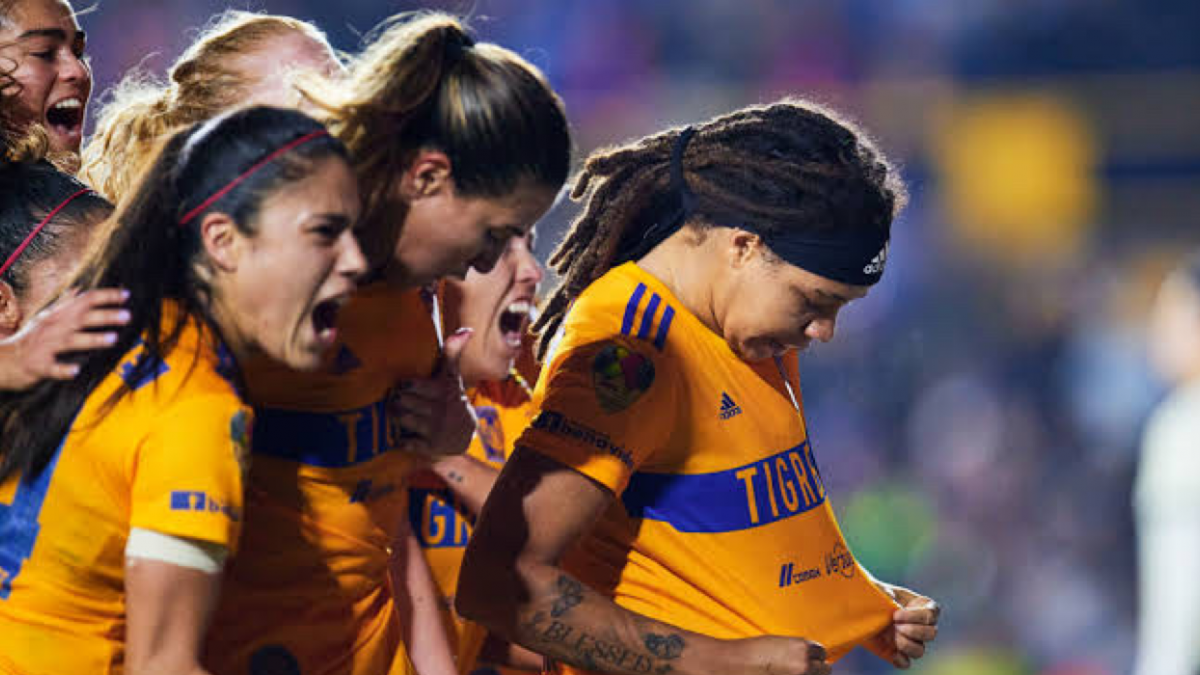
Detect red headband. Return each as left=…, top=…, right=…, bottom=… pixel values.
left=178, top=129, right=330, bottom=226
left=0, top=188, right=94, bottom=279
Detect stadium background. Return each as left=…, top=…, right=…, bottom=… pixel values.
left=81, top=1, right=1200, bottom=673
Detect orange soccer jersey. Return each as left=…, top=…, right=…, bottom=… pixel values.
left=517, top=262, right=898, bottom=670
left=205, top=282, right=440, bottom=675
left=410, top=378, right=535, bottom=675
left=0, top=313, right=249, bottom=675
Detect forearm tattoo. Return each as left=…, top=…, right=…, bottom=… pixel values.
left=522, top=576, right=687, bottom=675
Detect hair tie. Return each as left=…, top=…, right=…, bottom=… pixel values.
left=0, top=188, right=93, bottom=279
left=178, top=130, right=329, bottom=226
left=616, top=127, right=699, bottom=264
left=669, top=126, right=696, bottom=214
left=443, top=31, right=475, bottom=68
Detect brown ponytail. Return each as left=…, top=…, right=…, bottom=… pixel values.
left=300, top=11, right=571, bottom=268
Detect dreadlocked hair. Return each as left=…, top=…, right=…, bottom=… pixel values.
left=534, top=98, right=907, bottom=360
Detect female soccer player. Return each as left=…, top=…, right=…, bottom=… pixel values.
left=0, top=0, right=91, bottom=157
left=0, top=105, right=365, bottom=675
left=0, top=92, right=129, bottom=390
left=1133, top=252, right=1200, bottom=675
left=410, top=231, right=546, bottom=675
left=80, top=10, right=341, bottom=200
left=81, top=11, right=570, bottom=673
left=129, top=13, right=568, bottom=675
left=458, top=100, right=940, bottom=675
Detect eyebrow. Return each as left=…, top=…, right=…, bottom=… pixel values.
left=18, top=28, right=69, bottom=40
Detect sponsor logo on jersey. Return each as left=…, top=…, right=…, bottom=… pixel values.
left=824, top=541, right=856, bottom=578
left=532, top=410, right=634, bottom=468
left=169, top=490, right=240, bottom=521
left=777, top=542, right=857, bottom=588
left=719, top=392, right=742, bottom=420
left=778, top=561, right=821, bottom=587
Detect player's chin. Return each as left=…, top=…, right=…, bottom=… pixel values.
left=479, top=339, right=516, bottom=382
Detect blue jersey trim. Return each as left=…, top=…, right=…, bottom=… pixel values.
left=637, top=294, right=662, bottom=341
left=252, top=398, right=399, bottom=468
left=620, top=441, right=827, bottom=533
left=621, top=283, right=647, bottom=337
left=653, top=306, right=675, bottom=351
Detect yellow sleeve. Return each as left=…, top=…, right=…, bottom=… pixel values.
left=517, top=338, right=676, bottom=495
left=129, top=396, right=251, bottom=554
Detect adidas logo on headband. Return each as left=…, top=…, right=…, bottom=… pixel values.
left=863, top=243, right=888, bottom=276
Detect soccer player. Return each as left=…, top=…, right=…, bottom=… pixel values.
left=0, top=0, right=91, bottom=158
left=458, top=100, right=940, bottom=675
left=0, top=105, right=365, bottom=675
left=0, top=119, right=129, bottom=389
left=80, top=10, right=341, bottom=201
left=1134, top=252, right=1200, bottom=675
left=411, top=230, right=546, bottom=675
left=194, top=14, right=571, bottom=675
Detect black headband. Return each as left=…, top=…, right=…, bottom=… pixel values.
left=622, top=125, right=891, bottom=286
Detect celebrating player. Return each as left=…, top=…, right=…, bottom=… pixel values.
left=0, top=0, right=91, bottom=158
left=410, top=230, right=546, bottom=675
left=81, top=10, right=341, bottom=200
left=196, top=13, right=571, bottom=675
left=0, top=105, right=365, bottom=675
left=458, top=100, right=940, bottom=675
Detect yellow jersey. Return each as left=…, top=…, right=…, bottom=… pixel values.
left=517, top=262, right=897, bottom=670
left=205, top=282, right=439, bottom=675
left=0, top=312, right=249, bottom=675
left=410, top=378, right=535, bottom=675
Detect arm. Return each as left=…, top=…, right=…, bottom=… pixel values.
left=478, top=633, right=546, bottom=672
left=390, top=515, right=458, bottom=675
left=125, top=545, right=224, bottom=675
left=427, top=453, right=500, bottom=516
left=458, top=449, right=831, bottom=675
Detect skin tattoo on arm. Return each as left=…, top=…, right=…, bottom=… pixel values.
left=522, top=575, right=687, bottom=675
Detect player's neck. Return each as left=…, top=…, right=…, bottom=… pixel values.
left=637, top=234, right=723, bottom=337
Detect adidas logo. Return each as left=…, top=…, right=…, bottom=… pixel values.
left=862, top=243, right=888, bottom=275
left=719, top=392, right=742, bottom=420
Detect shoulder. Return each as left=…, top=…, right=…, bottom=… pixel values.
left=559, top=266, right=681, bottom=359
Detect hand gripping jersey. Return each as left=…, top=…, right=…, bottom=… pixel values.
left=517, top=263, right=898, bottom=669
left=409, top=378, right=535, bottom=675
left=205, top=283, right=440, bottom=675
left=0, top=311, right=248, bottom=675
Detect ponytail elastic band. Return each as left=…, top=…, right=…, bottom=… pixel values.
left=620, top=126, right=697, bottom=264
left=178, top=130, right=330, bottom=226
left=0, top=188, right=93, bottom=278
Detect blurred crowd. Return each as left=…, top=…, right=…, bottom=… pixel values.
left=82, top=1, right=1200, bottom=673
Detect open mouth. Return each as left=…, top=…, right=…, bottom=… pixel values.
left=45, top=97, right=84, bottom=142
left=311, top=296, right=347, bottom=346
left=497, top=300, right=532, bottom=349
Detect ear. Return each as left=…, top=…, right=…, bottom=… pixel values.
left=726, top=229, right=766, bottom=269
left=197, top=212, right=243, bottom=273
left=398, top=150, right=453, bottom=201
left=0, top=281, right=22, bottom=338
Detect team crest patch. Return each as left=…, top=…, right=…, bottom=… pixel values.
left=475, top=406, right=506, bottom=463
left=591, top=342, right=655, bottom=413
